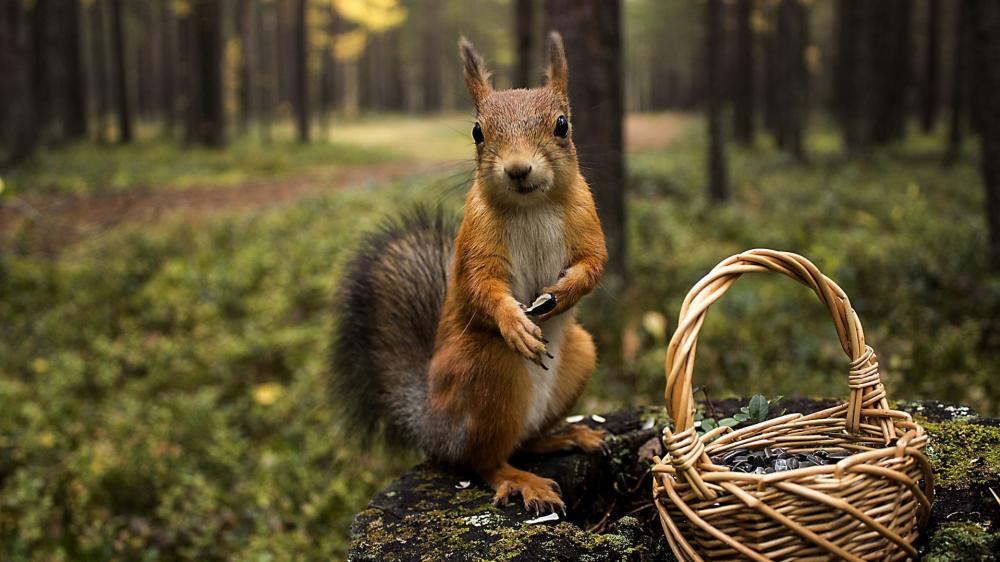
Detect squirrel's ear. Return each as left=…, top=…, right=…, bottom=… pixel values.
left=458, top=36, right=492, bottom=110
left=545, top=31, right=569, bottom=98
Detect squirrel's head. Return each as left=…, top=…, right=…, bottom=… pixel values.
left=459, top=32, right=576, bottom=206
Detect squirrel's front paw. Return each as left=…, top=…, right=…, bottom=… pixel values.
left=488, top=466, right=565, bottom=516
left=499, top=311, right=548, bottom=367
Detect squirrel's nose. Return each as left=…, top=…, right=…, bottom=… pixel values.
left=504, top=162, right=532, bottom=180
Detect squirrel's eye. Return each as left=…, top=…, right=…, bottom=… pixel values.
left=472, top=122, right=484, bottom=144
left=554, top=115, right=569, bottom=138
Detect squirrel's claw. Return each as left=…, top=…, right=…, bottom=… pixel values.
left=503, top=313, right=548, bottom=362
left=599, top=440, right=612, bottom=456
left=491, top=472, right=564, bottom=517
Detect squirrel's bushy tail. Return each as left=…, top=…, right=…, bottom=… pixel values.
left=330, top=206, right=455, bottom=445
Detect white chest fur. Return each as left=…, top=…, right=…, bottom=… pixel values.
left=504, top=206, right=570, bottom=440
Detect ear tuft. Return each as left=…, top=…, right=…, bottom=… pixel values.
left=458, top=36, right=492, bottom=110
left=545, top=31, right=569, bottom=98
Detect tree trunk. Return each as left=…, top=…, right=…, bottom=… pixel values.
left=329, top=6, right=346, bottom=113
left=774, top=0, right=809, bottom=160
left=733, top=0, right=755, bottom=144
left=275, top=0, right=290, bottom=108
left=706, top=0, right=729, bottom=203
left=834, top=0, right=865, bottom=151
left=383, top=29, right=404, bottom=110
left=0, top=0, right=37, bottom=163
left=358, top=34, right=373, bottom=109
left=420, top=0, right=442, bottom=112
left=32, top=0, right=51, bottom=143
left=763, top=8, right=779, bottom=141
left=947, top=0, right=969, bottom=163
left=971, top=0, right=1000, bottom=272
left=110, top=0, right=132, bottom=143
left=258, top=0, right=277, bottom=143
left=513, top=0, right=535, bottom=88
left=160, top=0, right=176, bottom=137
left=293, top=0, right=310, bottom=142
left=135, top=2, right=155, bottom=119
left=90, top=0, right=111, bottom=143
left=238, top=0, right=257, bottom=135
left=191, top=0, right=225, bottom=146
left=318, top=1, right=340, bottom=133
left=62, top=0, right=88, bottom=139
left=869, top=0, right=912, bottom=144
left=921, top=0, right=942, bottom=132
left=545, top=0, right=625, bottom=282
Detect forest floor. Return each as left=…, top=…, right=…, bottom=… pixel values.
left=0, top=112, right=693, bottom=253
left=2, top=114, right=995, bottom=561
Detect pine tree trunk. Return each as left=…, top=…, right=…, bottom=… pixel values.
left=275, top=0, right=293, bottom=109
left=135, top=2, right=155, bottom=119
left=947, top=0, right=969, bottom=163
left=706, top=0, right=730, bottom=203
left=971, top=0, right=1000, bottom=272
left=191, top=0, right=225, bottom=146
left=384, top=29, right=404, bottom=110
left=238, top=0, right=257, bottom=136
left=32, top=0, right=51, bottom=143
left=921, top=0, right=942, bottom=132
left=110, top=0, right=132, bottom=143
left=420, top=0, right=441, bottom=112
left=358, top=35, right=373, bottom=110
left=545, top=0, right=626, bottom=282
left=62, top=0, right=88, bottom=139
left=869, top=0, right=912, bottom=144
left=834, top=0, right=866, bottom=151
left=733, top=0, right=755, bottom=144
left=775, top=0, right=808, bottom=160
left=90, top=0, right=111, bottom=143
left=160, top=0, right=176, bottom=137
left=258, top=0, right=277, bottom=143
left=0, top=0, right=37, bottom=163
left=329, top=6, right=346, bottom=112
left=763, top=10, right=779, bottom=142
left=513, top=0, right=535, bottom=88
left=293, top=0, right=310, bottom=142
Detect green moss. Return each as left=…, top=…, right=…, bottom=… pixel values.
left=922, top=420, right=1000, bottom=488
left=923, top=522, right=1000, bottom=562
left=485, top=522, right=641, bottom=562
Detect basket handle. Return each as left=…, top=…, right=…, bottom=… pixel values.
left=664, top=249, right=891, bottom=437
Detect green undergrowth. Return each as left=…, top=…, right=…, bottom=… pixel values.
left=615, top=124, right=999, bottom=415
left=0, top=136, right=402, bottom=196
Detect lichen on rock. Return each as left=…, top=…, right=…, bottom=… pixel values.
left=921, top=419, right=1000, bottom=488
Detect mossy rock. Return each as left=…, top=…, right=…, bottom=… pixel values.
left=348, top=400, right=1000, bottom=561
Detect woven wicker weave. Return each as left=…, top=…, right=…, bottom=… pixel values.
left=651, top=249, right=933, bottom=561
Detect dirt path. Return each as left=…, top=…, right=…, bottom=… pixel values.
left=0, top=113, right=691, bottom=253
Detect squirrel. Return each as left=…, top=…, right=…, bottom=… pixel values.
left=331, top=32, right=608, bottom=514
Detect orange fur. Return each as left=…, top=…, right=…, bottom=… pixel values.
left=424, top=34, right=607, bottom=513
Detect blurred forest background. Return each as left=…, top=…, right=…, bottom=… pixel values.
left=2, top=0, right=1000, bottom=559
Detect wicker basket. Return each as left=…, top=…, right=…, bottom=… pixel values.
left=651, top=249, right=934, bottom=562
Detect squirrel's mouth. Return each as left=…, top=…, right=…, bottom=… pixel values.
left=513, top=181, right=544, bottom=194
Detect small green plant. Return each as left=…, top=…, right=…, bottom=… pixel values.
left=697, top=394, right=786, bottom=434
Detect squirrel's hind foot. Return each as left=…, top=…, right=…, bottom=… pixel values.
left=486, top=463, right=565, bottom=516
left=523, top=425, right=610, bottom=456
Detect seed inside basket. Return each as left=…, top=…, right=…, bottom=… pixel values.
left=709, top=447, right=851, bottom=474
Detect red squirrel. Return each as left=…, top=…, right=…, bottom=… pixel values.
left=332, top=32, right=608, bottom=514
